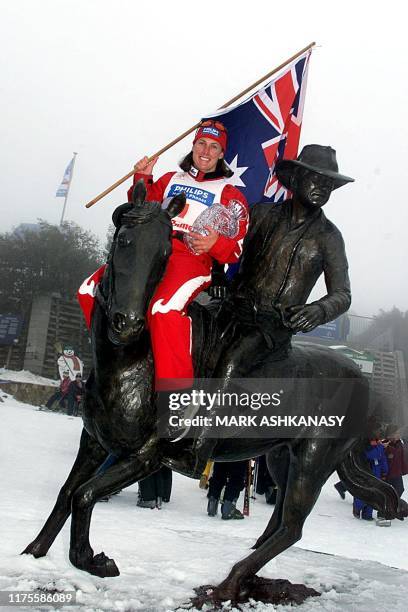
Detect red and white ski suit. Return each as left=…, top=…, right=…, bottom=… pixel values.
left=128, top=168, right=248, bottom=389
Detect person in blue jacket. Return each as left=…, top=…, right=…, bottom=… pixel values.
left=353, top=438, right=388, bottom=520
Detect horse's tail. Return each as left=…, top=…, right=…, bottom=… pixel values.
left=337, top=445, right=407, bottom=520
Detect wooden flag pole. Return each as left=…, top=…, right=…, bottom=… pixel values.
left=85, top=41, right=315, bottom=209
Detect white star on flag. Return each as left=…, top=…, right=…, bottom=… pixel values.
left=227, top=155, right=248, bottom=188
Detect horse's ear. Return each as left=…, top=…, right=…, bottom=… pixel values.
left=132, top=179, right=147, bottom=206
left=112, top=202, right=133, bottom=228
left=166, top=192, right=186, bottom=219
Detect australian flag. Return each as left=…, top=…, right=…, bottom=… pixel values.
left=204, top=51, right=311, bottom=206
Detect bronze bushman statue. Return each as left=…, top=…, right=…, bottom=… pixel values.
left=188, top=144, right=356, bottom=467
left=220, top=143, right=354, bottom=369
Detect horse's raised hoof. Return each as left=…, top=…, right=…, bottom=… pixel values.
left=73, top=552, right=120, bottom=578
left=21, top=541, right=48, bottom=559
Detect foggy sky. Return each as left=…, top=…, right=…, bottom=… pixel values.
left=1, top=0, right=407, bottom=316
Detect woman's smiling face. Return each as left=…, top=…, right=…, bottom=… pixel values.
left=192, top=137, right=224, bottom=173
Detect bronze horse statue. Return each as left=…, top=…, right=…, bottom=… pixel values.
left=23, top=182, right=402, bottom=603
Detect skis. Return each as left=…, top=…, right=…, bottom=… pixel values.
left=243, top=460, right=253, bottom=516
left=251, top=458, right=259, bottom=500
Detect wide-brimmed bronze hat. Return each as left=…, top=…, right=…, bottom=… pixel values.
left=276, top=144, right=354, bottom=191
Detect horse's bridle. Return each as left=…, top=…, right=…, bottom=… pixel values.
left=95, top=249, right=114, bottom=320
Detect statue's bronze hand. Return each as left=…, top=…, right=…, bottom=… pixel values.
left=207, top=285, right=228, bottom=299
left=287, top=304, right=323, bottom=333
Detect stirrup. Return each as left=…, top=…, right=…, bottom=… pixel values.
left=170, top=402, right=201, bottom=443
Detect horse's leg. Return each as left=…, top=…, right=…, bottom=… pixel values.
left=214, top=439, right=339, bottom=602
left=22, top=428, right=107, bottom=558
left=252, top=444, right=291, bottom=549
left=69, top=438, right=162, bottom=577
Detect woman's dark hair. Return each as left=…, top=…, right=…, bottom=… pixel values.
left=179, top=152, right=233, bottom=178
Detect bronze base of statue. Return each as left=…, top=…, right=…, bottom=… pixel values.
left=191, top=577, right=320, bottom=609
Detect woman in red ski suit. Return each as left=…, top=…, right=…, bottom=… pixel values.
left=127, top=121, right=248, bottom=393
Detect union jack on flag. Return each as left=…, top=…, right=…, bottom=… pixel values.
left=204, top=50, right=311, bottom=206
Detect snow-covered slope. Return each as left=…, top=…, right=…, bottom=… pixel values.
left=0, top=368, right=58, bottom=387
left=1, top=395, right=407, bottom=611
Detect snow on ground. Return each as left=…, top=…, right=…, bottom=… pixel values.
left=0, top=368, right=58, bottom=387
left=1, top=393, right=408, bottom=611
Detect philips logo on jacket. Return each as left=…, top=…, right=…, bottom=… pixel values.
left=162, top=172, right=228, bottom=233
left=168, top=184, right=215, bottom=206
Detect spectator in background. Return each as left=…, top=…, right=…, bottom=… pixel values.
left=353, top=439, right=388, bottom=521
left=334, top=479, right=348, bottom=500
left=66, top=374, right=84, bottom=416
left=137, top=467, right=173, bottom=509
left=383, top=433, right=408, bottom=500
left=45, top=371, right=71, bottom=410
left=207, top=461, right=247, bottom=520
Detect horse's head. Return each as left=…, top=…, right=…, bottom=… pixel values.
left=101, top=180, right=185, bottom=345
